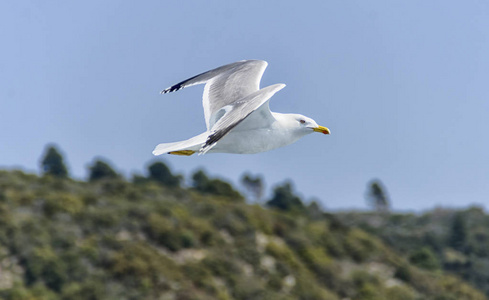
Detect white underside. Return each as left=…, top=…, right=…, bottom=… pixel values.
left=152, top=112, right=310, bottom=155
left=210, top=120, right=305, bottom=154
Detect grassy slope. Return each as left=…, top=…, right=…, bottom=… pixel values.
left=0, top=170, right=486, bottom=300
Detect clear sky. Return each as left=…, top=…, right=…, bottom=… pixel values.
left=1, top=1, right=488, bottom=210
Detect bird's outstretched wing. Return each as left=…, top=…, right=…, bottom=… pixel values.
left=161, top=60, right=268, bottom=130
left=200, top=83, right=286, bottom=154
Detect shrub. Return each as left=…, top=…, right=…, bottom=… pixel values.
left=145, top=213, right=195, bottom=251
left=43, top=194, right=83, bottom=217
left=344, top=229, right=380, bottom=262
left=110, top=243, right=180, bottom=292
left=394, top=264, right=412, bottom=282
left=24, top=246, right=68, bottom=292
left=409, top=247, right=440, bottom=271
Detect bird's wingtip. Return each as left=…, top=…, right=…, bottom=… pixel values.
left=160, top=85, right=184, bottom=95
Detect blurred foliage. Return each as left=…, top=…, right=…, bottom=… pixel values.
left=148, top=161, right=182, bottom=187
left=366, top=179, right=390, bottom=213
left=240, top=173, right=264, bottom=202
left=449, top=212, right=467, bottom=252
left=266, top=181, right=304, bottom=212
left=40, top=145, right=68, bottom=178
left=191, top=169, right=243, bottom=201
left=88, top=159, right=119, bottom=182
left=338, top=207, right=489, bottom=297
left=0, top=165, right=487, bottom=299
left=409, top=247, right=440, bottom=271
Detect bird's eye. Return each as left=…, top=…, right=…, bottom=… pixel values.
left=299, top=119, right=306, bottom=124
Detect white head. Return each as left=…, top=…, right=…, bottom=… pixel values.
left=280, top=113, right=331, bottom=136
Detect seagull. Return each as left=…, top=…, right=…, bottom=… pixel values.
left=152, top=60, right=330, bottom=156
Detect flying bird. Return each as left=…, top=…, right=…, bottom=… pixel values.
left=152, top=60, right=330, bottom=156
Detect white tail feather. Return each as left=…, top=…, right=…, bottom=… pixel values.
left=152, top=132, right=209, bottom=156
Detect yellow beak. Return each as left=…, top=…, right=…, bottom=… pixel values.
left=313, top=125, right=331, bottom=135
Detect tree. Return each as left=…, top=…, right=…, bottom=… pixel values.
left=192, top=170, right=210, bottom=192
left=88, top=159, right=118, bottom=182
left=240, top=173, right=264, bottom=202
left=307, top=200, right=323, bottom=220
left=40, top=145, right=68, bottom=178
left=366, top=179, right=390, bottom=212
left=266, top=181, right=304, bottom=212
left=148, top=161, right=181, bottom=187
left=449, top=212, right=467, bottom=252
left=191, top=169, right=243, bottom=200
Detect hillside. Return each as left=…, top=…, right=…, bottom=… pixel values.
left=338, top=208, right=489, bottom=298
left=0, top=169, right=486, bottom=300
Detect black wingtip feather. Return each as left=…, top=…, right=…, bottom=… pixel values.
left=160, top=85, right=184, bottom=94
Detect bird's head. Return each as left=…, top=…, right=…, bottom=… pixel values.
left=286, top=114, right=331, bottom=135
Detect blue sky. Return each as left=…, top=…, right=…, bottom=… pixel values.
left=1, top=1, right=488, bottom=210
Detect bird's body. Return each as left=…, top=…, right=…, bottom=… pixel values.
left=153, top=60, right=329, bottom=156
left=211, top=113, right=313, bottom=154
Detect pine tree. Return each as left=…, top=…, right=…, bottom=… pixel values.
left=40, top=145, right=68, bottom=178
left=266, top=181, right=304, bottom=212
left=449, top=212, right=467, bottom=252
left=191, top=169, right=243, bottom=200
left=307, top=200, right=323, bottom=219
left=240, top=173, right=264, bottom=202
left=88, top=159, right=119, bottom=182
left=366, top=179, right=390, bottom=212
left=192, top=170, right=210, bottom=192
left=148, top=161, right=181, bottom=187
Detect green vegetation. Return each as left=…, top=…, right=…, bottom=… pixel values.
left=266, top=181, right=304, bottom=212
left=0, top=148, right=487, bottom=299
left=240, top=173, right=264, bottom=202
left=88, top=159, right=119, bottom=182
left=409, top=247, right=440, bottom=271
left=191, top=169, right=243, bottom=201
left=40, top=145, right=68, bottom=178
left=148, top=161, right=182, bottom=187
left=365, top=179, right=390, bottom=213
left=338, top=207, right=489, bottom=297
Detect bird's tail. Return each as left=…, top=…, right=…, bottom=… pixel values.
left=152, top=132, right=208, bottom=156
